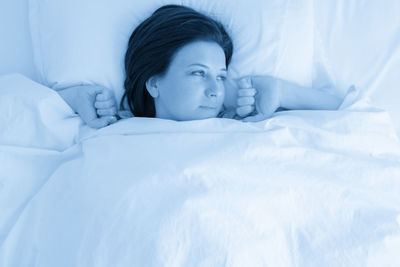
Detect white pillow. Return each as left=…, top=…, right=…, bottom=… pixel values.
left=311, top=0, right=400, bottom=136
left=28, top=0, right=314, bottom=105
left=312, top=0, right=400, bottom=97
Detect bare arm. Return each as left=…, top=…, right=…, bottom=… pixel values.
left=236, top=75, right=343, bottom=121
left=275, top=78, right=342, bottom=110
left=58, top=85, right=118, bottom=128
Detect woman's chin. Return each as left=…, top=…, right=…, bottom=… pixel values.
left=181, top=112, right=219, bottom=121
left=197, top=107, right=220, bottom=118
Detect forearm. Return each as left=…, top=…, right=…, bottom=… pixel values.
left=278, top=79, right=342, bottom=110
left=57, top=84, right=118, bottom=128
left=57, top=86, right=80, bottom=112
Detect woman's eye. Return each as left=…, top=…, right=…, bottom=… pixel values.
left=217, top=75, right=227, bottom=81
left=192, top=70, right=205, bottom=76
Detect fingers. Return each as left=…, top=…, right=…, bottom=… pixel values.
left=94, top=87, right=118, bottom=117
left=236, top=96, right=255, bottom=117
left=235, top=78, right=257, bottom=117
left=97, top=107, right=117, bottom=116
left=236, top=105, right=254, bottom=117
left=94, top=99, right=115, bottom=109
left=242, top=113, right=269, bottom=122
left=237, top=96, right=255, bottom=106
left=86, top=116, right=117, bottom=129
left=72, top=84, right=119, bottom=128
left=236, top=87, right=256, bottom=117
left=237, top=88, right=257, bottom=97
left=237, top=76, right=252, bottom=89
left=96, top=88, right=115, bottom=101
left=86, top=86, right=118, bottom=127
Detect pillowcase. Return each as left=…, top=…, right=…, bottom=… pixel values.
left=312, top=0, right=400, bottom=98
left=28, top=0, right=314, bottom=105
left=311, top=0, right=400, bottom=136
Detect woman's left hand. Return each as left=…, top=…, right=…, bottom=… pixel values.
left=236, top=76, right=256, bottom=117
left=238, top=76, right=281, bottom=122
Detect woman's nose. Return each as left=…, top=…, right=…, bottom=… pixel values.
left=205, top=78, right=221, bottom=98
left=206, top=88, right=217, bottom=98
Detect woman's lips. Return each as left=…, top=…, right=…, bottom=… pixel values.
left=199, top=105, right=217, bottom=109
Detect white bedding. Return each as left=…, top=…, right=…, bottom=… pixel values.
left=1, top=74, right=400, bottom=266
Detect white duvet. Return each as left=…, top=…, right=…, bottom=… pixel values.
left=1, top=74, right=400, bottom=266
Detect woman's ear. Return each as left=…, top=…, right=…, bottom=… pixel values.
left=145, top=76, right=159, bottom=98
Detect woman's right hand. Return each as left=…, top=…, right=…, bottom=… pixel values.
left=58, top=85, right=118, bottom=128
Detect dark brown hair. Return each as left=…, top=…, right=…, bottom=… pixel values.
left=121, top=4, right=233, bottom=117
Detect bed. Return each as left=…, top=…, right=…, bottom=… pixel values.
left=1, top=0, right=400, bottom=266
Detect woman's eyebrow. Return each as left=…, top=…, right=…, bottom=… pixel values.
left=188, top=63, right=227, bottom=72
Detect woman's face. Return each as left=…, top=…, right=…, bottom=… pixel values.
left=148, top=41, right=227, bottom=121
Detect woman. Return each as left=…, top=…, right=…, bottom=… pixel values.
left=58, top=5, right=341, bottom=127
left=121, top=4, right=233, bottom=121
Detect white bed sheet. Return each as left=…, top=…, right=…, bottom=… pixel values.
left=1, top=74, right=400, bottom=266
